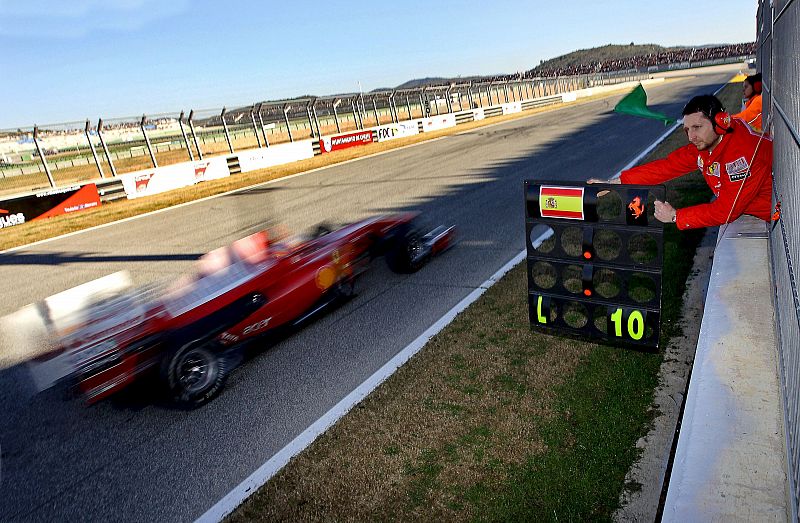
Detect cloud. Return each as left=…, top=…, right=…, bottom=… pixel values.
left=0, top=0, right=190, bottom=38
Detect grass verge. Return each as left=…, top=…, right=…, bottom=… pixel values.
left=226, top=81, right=742, bottom=521
left=0, top=86, right=642, bottom=252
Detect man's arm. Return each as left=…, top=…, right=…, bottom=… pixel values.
left=674, top=142, right=772, bottom=229
left=619, top=144, right=698, bottom=185
left=732, top=95, right=762, bottom=128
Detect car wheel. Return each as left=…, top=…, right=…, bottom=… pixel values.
left=387, top=225, right=427, bottom=273
left=161, top=339, right=229, bottom=408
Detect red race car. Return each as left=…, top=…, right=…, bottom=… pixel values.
left=8, top=213, right=455, bottom=407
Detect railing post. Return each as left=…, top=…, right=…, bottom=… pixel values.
left=178, top=111, right=195, bottom=161
left=220, top=107, right=234, bottom=153
left=311, top=100, right=322, bottom=138
left=332, top=99, right=342, bottom=133
left=250, top=105, right=262, bottom=148
left=445, top=86, right=453, bottom=113
left=467, top=82, right=475, bottom=109
left=140, top=115, right=158, bottom=168
left=84, top=119, right=105, bottom=178
left=255, top=104, right=269, bottom=147
left=405, top=93, right=412, bottom=119
left=283, top=105, right=294, bottom=142
left=96, top=118, right=118, bottom=176
left=419, top=90, right=426, bottom=118
left=371, top=96, right=380, bottom=126
left=32, top=125, right=56, bottom=188
left=187, top=110, right=204, bottom=159
left=389, top=93, right=397, bottom=123
left=305, top=103, right=315, bottom=138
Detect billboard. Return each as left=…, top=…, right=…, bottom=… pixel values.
left=237, top=141, right=314, bottom=172
left=120, top=158, right=230, bottom=199
left=375, top=122, right=419, bottom=142
left=0, top=184, right=101, bottom=230
left=319, top=130, right=375, bottom=153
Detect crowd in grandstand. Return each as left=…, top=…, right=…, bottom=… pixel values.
left=527, top=42, right=756, bottom=78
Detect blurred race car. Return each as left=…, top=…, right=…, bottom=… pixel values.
left=5, top=213, right=454, bottom=407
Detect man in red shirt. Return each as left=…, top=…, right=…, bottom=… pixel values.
left=589, top=95, right=772, bottom=230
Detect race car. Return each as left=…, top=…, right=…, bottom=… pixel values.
left=6, top=213, right=455, bottom=408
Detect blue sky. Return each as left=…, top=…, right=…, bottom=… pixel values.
left=0, top=0, right=757, bottom=129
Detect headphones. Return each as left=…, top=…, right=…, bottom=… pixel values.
left=711, top=110, right=733, bottom=135
left=753, top=80, right=763, bottom=94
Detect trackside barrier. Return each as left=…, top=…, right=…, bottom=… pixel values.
left=420, top=114, right=456, bottom=132
left=454, top=111, right=475, bottom=125
left=375, top=122, right=419, bottom=142
left=501, top=102, right=522, bottom=115
left=120, top=157, right=229, bottom=199
left=96, top=178, right=127, bottom=203
left=236, top=141, right=314, bottom=172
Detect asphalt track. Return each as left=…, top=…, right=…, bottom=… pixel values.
left=0, top=66, right=738, bottom=522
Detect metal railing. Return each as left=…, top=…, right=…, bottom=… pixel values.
left=0, top=51, right=753, bottom=198
left=760, top=0, right=800, bottom=520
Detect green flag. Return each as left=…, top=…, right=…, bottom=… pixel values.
left=614, top=84, right=675, bottom=125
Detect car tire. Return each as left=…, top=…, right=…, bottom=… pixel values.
left=386, top=224, right=427, bottom=273
left=161, top=339, right=229, bottom=408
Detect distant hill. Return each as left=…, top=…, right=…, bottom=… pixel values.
left=394, top=77, right=451, bottom=89
left=530, top=43, right=682, bottom=73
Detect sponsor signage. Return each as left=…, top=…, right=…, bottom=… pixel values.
left=319, top=131, right=374, bottom=153
left=501, top=102, right=522, bottom=115
left=237, top=141, right=314, bottom=172
left=525, top=180, right=666, bottom=349
left=0, top=184, right=101, bottom=229
left=473, top=108, right=485, bottom=121
left=121, top=158, right=231, bottom=199
left=375, top=122, right=419, bottom=142
left=420, top=114, right=456, bottom=132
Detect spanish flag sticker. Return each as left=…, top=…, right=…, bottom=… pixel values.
left=539, top=186, right=585, bottom=220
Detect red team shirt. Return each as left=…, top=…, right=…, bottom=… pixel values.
left=620, top=118, right=773, bottom=230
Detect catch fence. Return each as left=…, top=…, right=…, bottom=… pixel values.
left=759, top=0, right=800, bottom=520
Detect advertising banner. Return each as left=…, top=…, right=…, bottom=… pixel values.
left=192, top=157, right=229, bottom=182
left=237, top=141, right=314, bottom=172
left=121, top=158, right=231, bottom=199
left=375, top=122, right=420, bottom=142
left=319, top=130, right=374, bottom=153
left=501, top=102, right=522, bottom=115
left=420, top=114, right=456, bottom=132
left=0, top=184, right=101, bottom=230
left=473, top=108, right=485, bottom=121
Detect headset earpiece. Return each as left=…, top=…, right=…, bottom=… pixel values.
left=753, top=80, right=762, bottom=94
left=713, top=111, right=732, bottom=135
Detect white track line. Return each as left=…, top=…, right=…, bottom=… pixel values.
left=194, top=250, right=526, bottom=523
left=196, top=78, right=734, bottom=523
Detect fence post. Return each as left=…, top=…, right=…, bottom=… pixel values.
left=255, top=104, right=270, bottom=147
left=405, top=93, right=412, bottom=119
left=467, top=82, right=475, bottom=109
left=445, top=86, right=453, bottom=113
left=283, top=105, right=294, bottom=142
left=140, top=115, right=158, bottom=168
left=96, top=118, right=118, bottom=176
left=250, top=106, right=262, bottom=148
left=305, top=103, right=315, bottom=138
left=332, top=99, right=342, bottom=133
left=370, top=96, right=379, bottom=126
left=187, top=110, right=204, bottom=159
left=32, top=126, right=56, bottom=188
left=178, top=111, right=195, bottom=161
left=220, top=107, right=234, bottom=153
left=84, top=119, right=105, bottom=178
left=389, top=92, right=397, bottom=123
left=311, top=100, right=322, bottom=138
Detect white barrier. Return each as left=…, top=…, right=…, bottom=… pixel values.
left=420, top=114, right=456, bottom=132
left=237, top=141, right=314, bottom=173
left=121, top=157, right=230, bottom=199
left=501, top=102, right=522, bottom=115
left=473, top=108, right=485, bottom=121
left=376, top=121, right=420, bottom=142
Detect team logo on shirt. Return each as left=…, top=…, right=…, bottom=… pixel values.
left=697, top=156, right=704, bottom=170
left=707, top=162, right=720, bottom=177
left=726, top=156, right=751, bottom=182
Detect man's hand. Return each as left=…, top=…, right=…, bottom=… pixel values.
left=587, top=177, right=620, bottom=197
left=654, top=200, right=677, bottom=224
